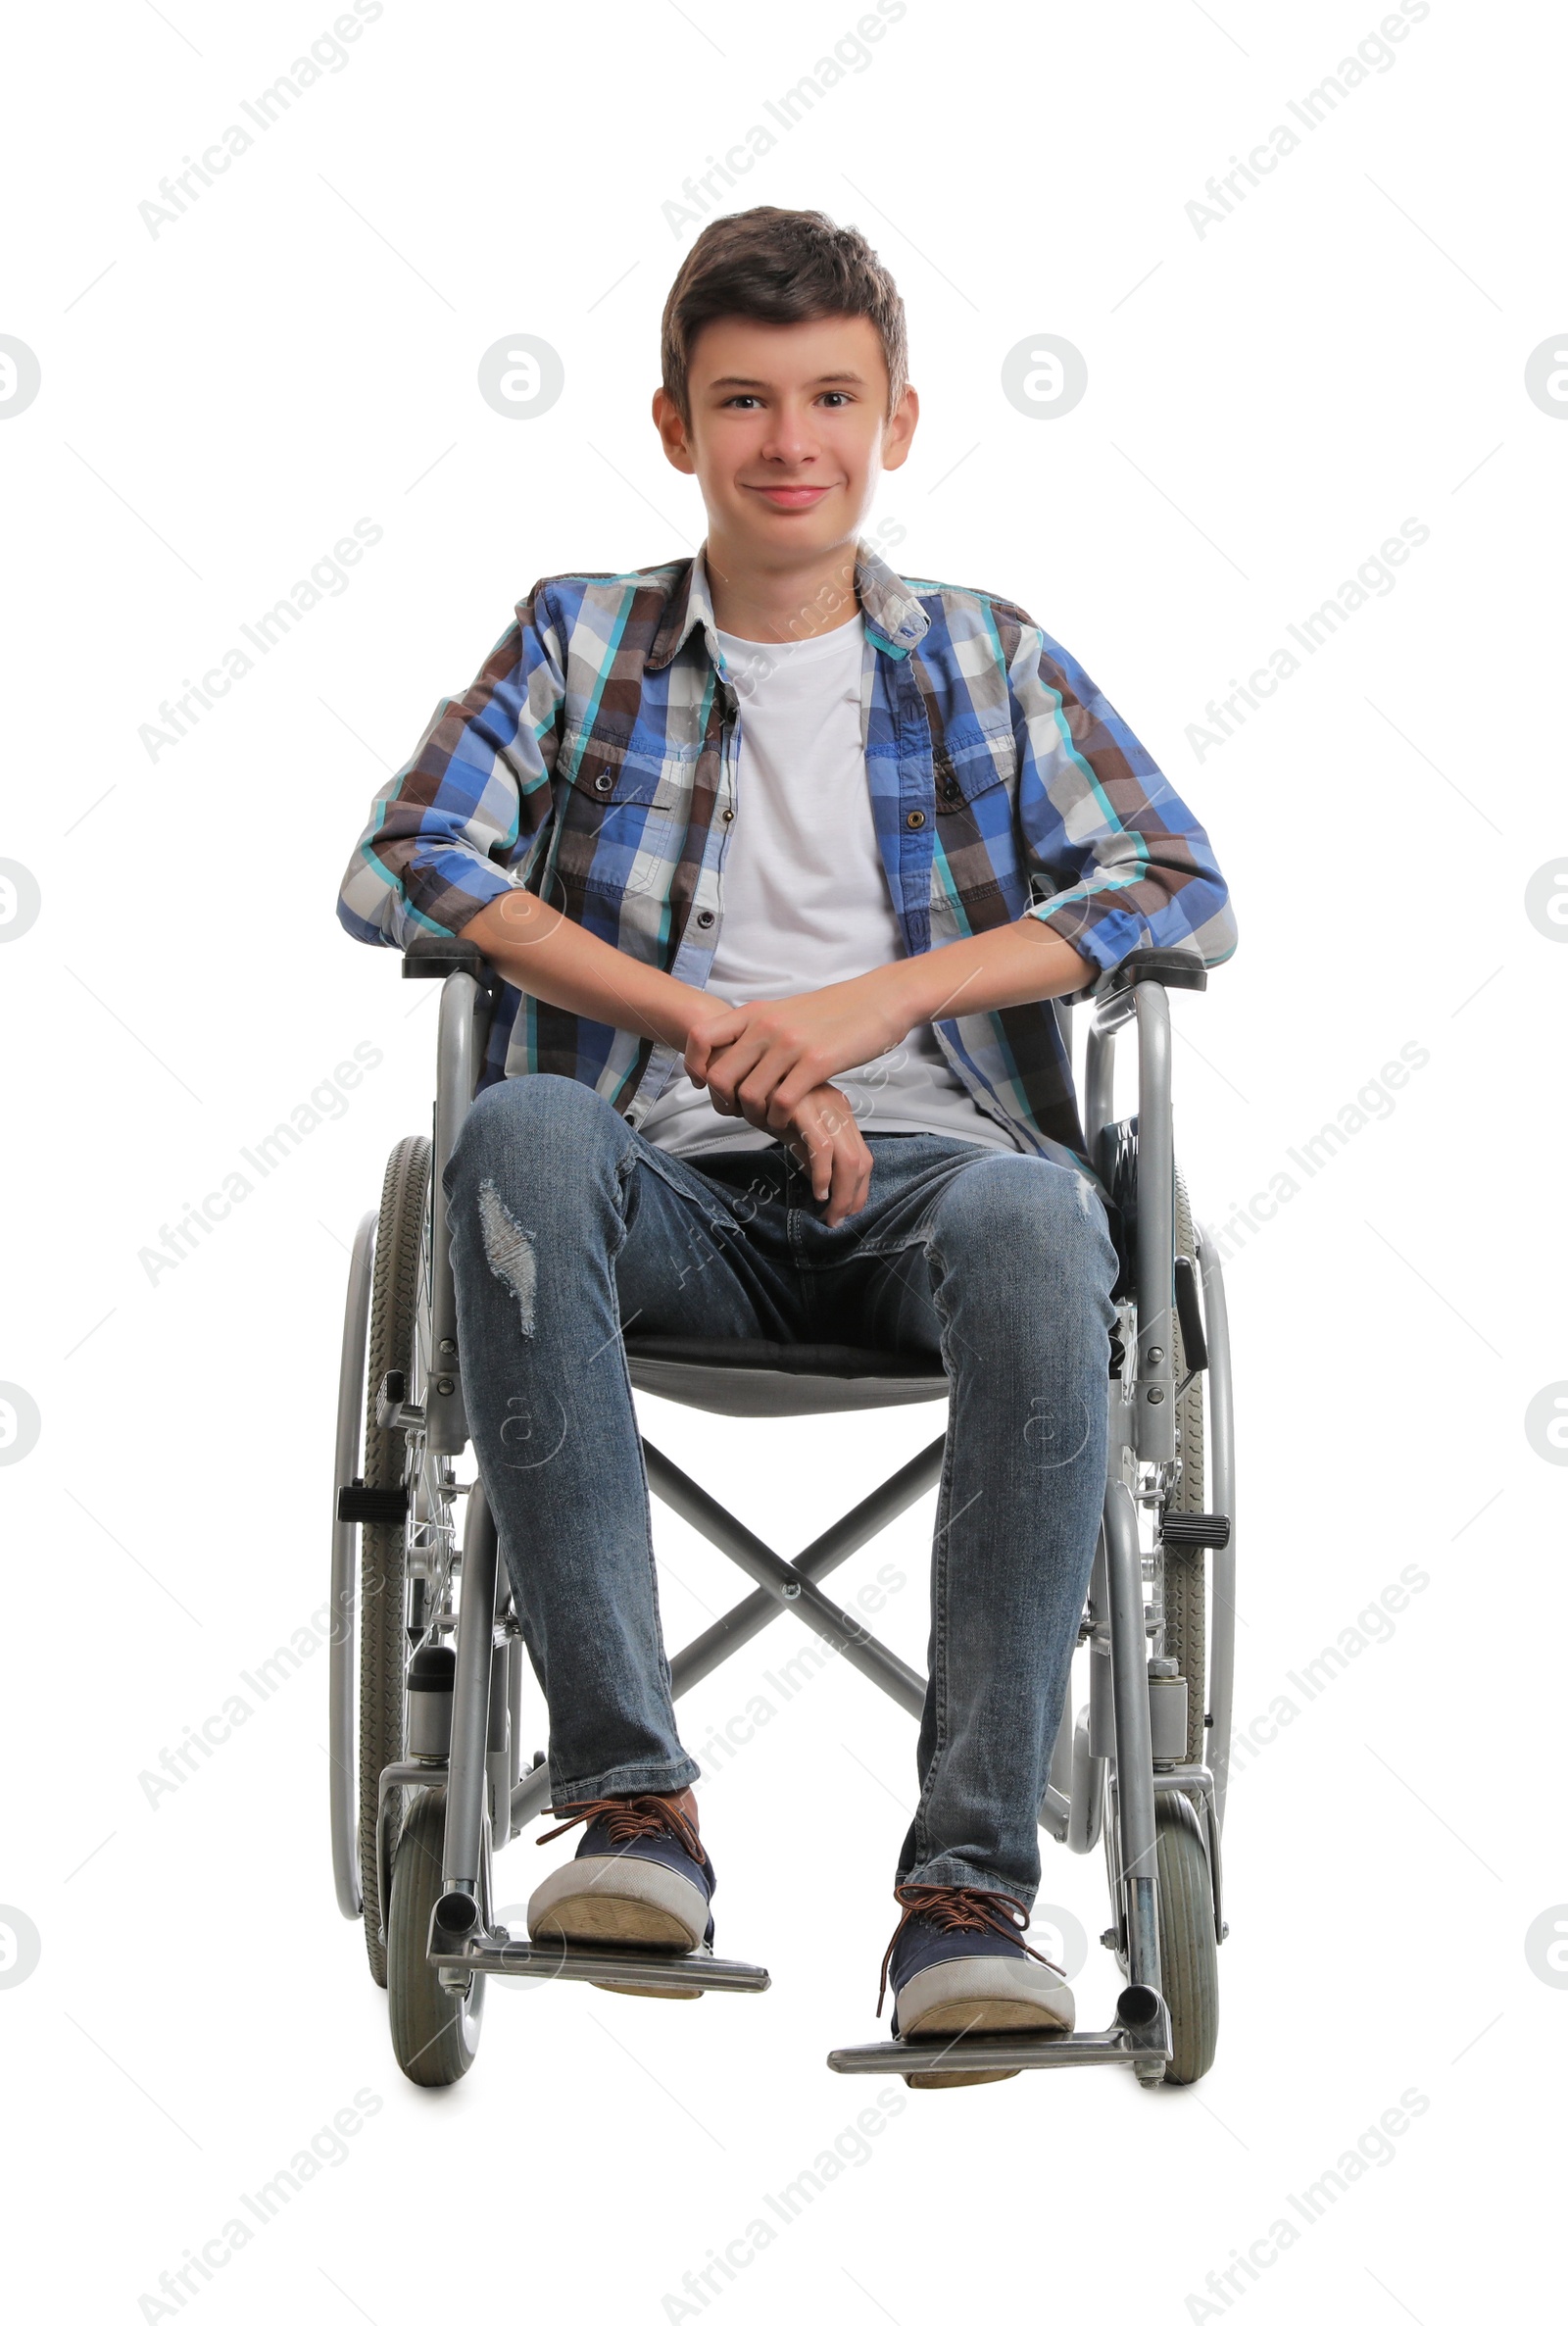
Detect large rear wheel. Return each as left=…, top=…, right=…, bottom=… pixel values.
left=1161, top=1166, right=1207, bottom=1766
left=1155, top=1168, right=1220, bottom=2083
left=358, top=1135, right=433, bottom=1986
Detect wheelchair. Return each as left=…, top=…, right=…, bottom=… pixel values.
left=328, top=933, right=1237, bottom=2091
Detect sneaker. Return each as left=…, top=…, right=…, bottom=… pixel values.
left=527, top=1794, right=715, bottom=1999
left=878, top=1882, right=1074, bottom=2088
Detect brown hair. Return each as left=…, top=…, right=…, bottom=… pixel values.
left=660, top=206, right=907, bottom=429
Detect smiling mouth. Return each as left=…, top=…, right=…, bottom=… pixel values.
left=747, top=484, right=832, bottom=506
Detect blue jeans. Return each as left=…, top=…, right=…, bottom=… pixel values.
left=443, top=1074, right=1117, bottom=1908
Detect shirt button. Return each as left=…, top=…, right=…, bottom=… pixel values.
left=696, top=909, right=715, bottom=927
left=721, top=807, right=735, bottom=821
left=593, top=771, right=613, bottom=794
left=906, top=810, right=926, bottom=829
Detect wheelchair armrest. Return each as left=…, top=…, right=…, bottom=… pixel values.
left=402, top=932, right=499, bottom=991
left=1100, top=948, right=1208, bottom=997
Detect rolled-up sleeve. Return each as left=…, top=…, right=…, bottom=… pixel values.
left=336, top=582, right=565, bottom=949
left=1008, top=619, right=1237, bottom=981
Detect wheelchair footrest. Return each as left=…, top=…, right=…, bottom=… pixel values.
left=827, top=2021, right=1167, bottom=2076
left=428, top=1927, right=771, bottom=1996
left=1160, top=1510, right=1232, bottom=1551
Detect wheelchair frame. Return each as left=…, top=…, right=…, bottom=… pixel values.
left=329, top=937, right=1237, bottom=2089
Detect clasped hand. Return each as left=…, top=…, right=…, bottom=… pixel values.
left=683, top=979, right=909, bottom=1227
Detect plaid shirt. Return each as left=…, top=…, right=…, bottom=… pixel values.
left=337, top=537, right=1235, bottom=1166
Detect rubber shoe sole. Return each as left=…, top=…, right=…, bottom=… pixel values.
left=896, top=1956, right=1075, bottom=2088
left=526, top=1856, right=711, bottom=2001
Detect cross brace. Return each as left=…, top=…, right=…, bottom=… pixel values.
left=509, top=1434, right=946, bottom=1830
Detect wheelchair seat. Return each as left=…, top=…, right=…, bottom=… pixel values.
left=622, top=1334, right=949, bottom=1419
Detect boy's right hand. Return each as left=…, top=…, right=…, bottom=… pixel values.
left=679, top=991, right=870, bottom=1221
left=777, top=1083, right=873, bottom=1226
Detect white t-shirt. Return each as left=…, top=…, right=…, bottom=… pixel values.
left=637, top=613, right=1021, bottom=1161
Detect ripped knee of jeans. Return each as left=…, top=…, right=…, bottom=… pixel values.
left=478, top=1178, right=538, bottom=1337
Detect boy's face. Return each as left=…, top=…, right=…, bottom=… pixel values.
left=653, top=313, right=917, bottom=561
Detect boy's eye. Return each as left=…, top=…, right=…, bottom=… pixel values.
left=720, top=391, right=855, bottom=409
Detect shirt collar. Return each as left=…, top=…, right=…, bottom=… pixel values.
left=645, top=534, right=931, bottom=672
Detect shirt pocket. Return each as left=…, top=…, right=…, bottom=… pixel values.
left=552, top=724, right=696, bottom=898
left=932, top=712, right=1015, bottom=814
left=932, top=714, right=1020, bottom=909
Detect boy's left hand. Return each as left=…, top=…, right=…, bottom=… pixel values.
left=684, top=974, right=908, bottom=1136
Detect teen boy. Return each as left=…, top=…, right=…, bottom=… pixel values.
left=337, top=205, right=1235, bottom=2083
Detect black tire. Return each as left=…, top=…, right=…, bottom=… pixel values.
left=358, top=1135, right=431, bottom=1987
left=1163, top=1167, right=1207, bottom=1766
left=386, top=1787, right=484, bottom=2087
left=1156, top=1793, right=1218, bottom=2085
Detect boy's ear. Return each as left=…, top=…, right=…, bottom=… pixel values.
left=880, top=383, right=919, bottom=474
left=652, top=385, right=697, bottom=473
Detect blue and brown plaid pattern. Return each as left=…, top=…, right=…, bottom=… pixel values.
left=337, top=537, right=1236, bottom=1164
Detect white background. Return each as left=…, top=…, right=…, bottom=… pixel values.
left=1, top=2, right=1560, bottom=2320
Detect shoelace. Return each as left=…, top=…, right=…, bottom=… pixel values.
left=537, top=1792, right=709, bottom=1870
left=876, top=1881, right=1062, bottom=2018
